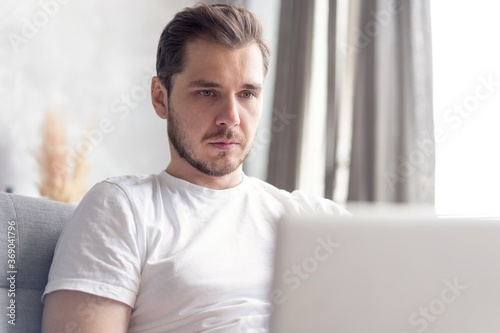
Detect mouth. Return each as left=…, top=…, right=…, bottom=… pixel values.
left=209, top=141, right=239, bottom=151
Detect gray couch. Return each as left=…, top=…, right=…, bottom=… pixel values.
left=0, top=192, right=75, bottom=333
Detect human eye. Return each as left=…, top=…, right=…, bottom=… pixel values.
left=199, top=90, right=215, bottom=97
left=241, top=91, right=256, bottom=99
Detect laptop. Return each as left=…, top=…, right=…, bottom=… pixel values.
left=269, top=214, right=500, bottom=333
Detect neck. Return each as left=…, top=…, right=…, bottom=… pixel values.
left=166, top=162, right=244, bottom=190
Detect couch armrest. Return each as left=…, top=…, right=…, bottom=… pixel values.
left=0, top=192, right=75, bottom=332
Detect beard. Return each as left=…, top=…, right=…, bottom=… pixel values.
left=167, top=103, right=254, bottom=177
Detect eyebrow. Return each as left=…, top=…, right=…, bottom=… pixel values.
left=187, top=80, right=262, bottom=91
left=242, top=83, right=262, bottom=91
left=188, top=80, right=222, bottom=88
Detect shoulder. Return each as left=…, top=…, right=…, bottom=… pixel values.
left=68, top=175, right=153, bottom=255
left=86, top=174, right=162, bottom=204
left=102, top=174, right=159, bottom=194
left=245, top=177, right=350, bottom=216
left=288, top=189, right=350, bottom=216
left=75, top=173, right=164, bottom=224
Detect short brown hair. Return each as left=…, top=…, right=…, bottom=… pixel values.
left=156, top=3, right=270, bottom=94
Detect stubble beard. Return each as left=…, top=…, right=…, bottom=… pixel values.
left=167, top=103, right=254, bottom=177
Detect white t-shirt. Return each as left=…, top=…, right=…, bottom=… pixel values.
left=43, top=171, right=348, bottom=332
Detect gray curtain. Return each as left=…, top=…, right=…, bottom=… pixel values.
left=325, top=0, right=340, bottom=199
left=326, top=0, right=435, bottom=203
left=268, top=0, right=434, bottom=203
left=266, top=0, right=315, bottom=192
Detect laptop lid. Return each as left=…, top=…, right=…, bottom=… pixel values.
left=269, top=215, right=500, bottom=333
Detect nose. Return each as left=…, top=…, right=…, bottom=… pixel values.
left=215, top=95, right=240, bottom=128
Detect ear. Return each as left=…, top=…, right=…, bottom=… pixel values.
left=151, top=76, right=169, bottom=119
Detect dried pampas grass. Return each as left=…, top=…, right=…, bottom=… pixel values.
left=39, top=110, right=90, bottom=203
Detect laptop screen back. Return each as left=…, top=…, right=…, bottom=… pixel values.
left=269, top=215, right=500, bottom=333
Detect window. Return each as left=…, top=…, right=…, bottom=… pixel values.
left=431, top=1, right=500, bottom=216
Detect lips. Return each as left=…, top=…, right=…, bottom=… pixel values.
left=209, top=141, right=239, bottom=151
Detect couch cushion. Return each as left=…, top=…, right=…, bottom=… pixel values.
left=0, top=192, right=75, bottom=332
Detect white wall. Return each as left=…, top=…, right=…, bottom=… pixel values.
left=0, top=0, right=196, bottom=196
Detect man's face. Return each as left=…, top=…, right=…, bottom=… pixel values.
left=166, top=38, right=264, bottom=177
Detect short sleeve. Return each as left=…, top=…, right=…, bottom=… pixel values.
left=42, top=181, right=143, bottom=307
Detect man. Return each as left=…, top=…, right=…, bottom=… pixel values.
left=42, top=3, right=348, bottom=332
